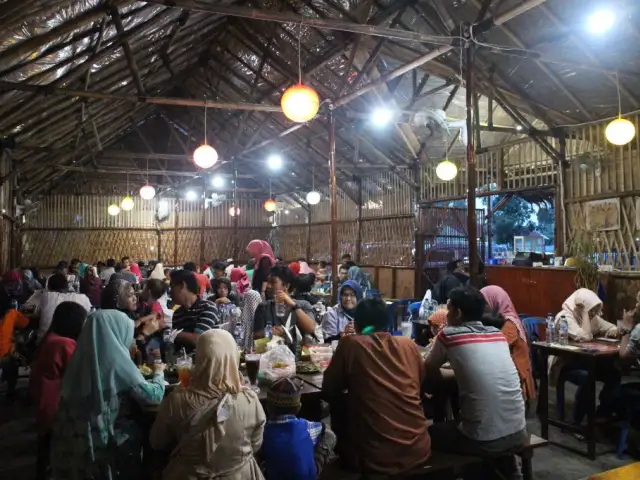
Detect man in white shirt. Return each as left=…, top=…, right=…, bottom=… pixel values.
left=424, top=286, right=526, bottom=472
left=99, top=258, right=116, bottom=284
left=36, top=273, right=92, bottom=343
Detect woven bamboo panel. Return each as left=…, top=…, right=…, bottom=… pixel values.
left=361, top=170, right=414, bottom=218
left=272, top=226, right=308, bottom=261
left=567, top=198, right=640, bottom=270
left=174, top=230, right=200, bottom=266
left=310, top=187, right=358, bottom=222
left=308, top=222, right=358, bottom=261
left=360, top=217, right=414, bottom=266
left=22, top=230, right=158, bottom=266
left=159, top=230, right=175, bottom=265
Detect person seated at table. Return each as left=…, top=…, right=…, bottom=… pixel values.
left=347, top=265, right=371, bottom=293
left=424, top=286, right=527, bottom=474
left=432, top=260, right=467, bottom=303
left=79, top=265, right=101, bottom=308
left=292, top=273, right=321, bottom=306
left=150, top=329, right=265, bottom=480
left=30, top=301, right=87, bottom=480
left=481, top=286, right=536, bottom=403
left=253, top=265, right=317, bottom=349
left=323, top=298, right=430, bottom=476
left=612, top=307, right=640, bottom=430
left=337, top=261, right=356, bottom=285
left=262, top=377, right=336, bottom=480
left=209, top=276, right=239, bottom=306
left=551, top=288, right=620, bottom=428
left=184, top=261, right=211, bottom=297
left=0, top=277, right=30, bottom=401
left=170, top=270, right=222, bottom=352
left=50, top=310, right=165, bottom=479
left=321, top=280, right=363, bottom=343
left=36, top=273, right=92, bottom=344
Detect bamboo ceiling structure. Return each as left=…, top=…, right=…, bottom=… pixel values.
left=0, top=0, right=639, bottom=205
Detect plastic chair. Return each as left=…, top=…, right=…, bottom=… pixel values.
left=387, top=298, right=418, bottom=332
left=521, top=317, right=546, bottom=390
left=409, top=302, right=422, bottom=321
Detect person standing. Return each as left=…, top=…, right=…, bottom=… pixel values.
left=184, top=262, right=211, bottom=297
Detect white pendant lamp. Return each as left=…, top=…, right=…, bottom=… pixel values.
left=605, top=73, right=636, bottom=146
left=121, top=195, right=134, bottom=211
left=139, top=158, right=156, bottom=200
left=193, top=104, right=218, bottom=168
left=108, top=204, right=120, bottom=216
left=306, top=166, right=321, bottom=204
left=436, top=160, right=458, bottom=181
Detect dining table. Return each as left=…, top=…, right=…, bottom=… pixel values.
left=533, top=339, right=621, bottom=459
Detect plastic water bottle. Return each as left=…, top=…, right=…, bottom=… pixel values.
left=10, top=299, right=18, bottom=311
left=546, top=313, right=556, bottom=344
left=558, top=315, right=569, bottom=345
left=265, top=320, right=273, bottom=339
left=233, top=321, right=243, bottom=346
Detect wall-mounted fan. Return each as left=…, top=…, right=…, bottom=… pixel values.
left=575, top=153, right=602, bottom=176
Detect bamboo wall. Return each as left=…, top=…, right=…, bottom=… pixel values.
left=563, top=113, right=640, bottom=270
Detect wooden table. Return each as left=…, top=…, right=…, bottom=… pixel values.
left=586, top=462, right=640, bottom=479
left=533, top=340, right=620, bottom=459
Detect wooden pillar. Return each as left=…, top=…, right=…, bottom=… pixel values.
left=355, top=177, right=363, bottom=264
left=329, top=109, right=339, bottom=305
left=156, top=228, right=161, bottom=263
left=306, top=208, right=312, bottom=261
left=487, top=194, right=493, bottom=259
left=233, top=168, right=240, bottom=259
left=199, top=191, right=206, bottom=266
left=464, top=28, right=479, bottom=285
left=173, top=200, right=179, bottom=267
left=555, top=132, right=567, bottom=256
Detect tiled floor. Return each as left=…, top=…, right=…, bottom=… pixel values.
left=1, top=376, right=638, bottom=479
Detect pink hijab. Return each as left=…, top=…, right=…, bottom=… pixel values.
left=246, top=239, right=275, bottom=264
left=130, top=263, right=142, bottom=282
left=230, top=268, right=250, bottom=296
left=481, top=285, right=527, bottom=342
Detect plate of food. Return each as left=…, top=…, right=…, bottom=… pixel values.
left=296, top=361, right=320, bottom=374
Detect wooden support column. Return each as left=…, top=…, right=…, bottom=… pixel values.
left=156, top=228, right=162, bottom=263
left=173, top=201, right=179, bottom=267
left=355, top=177, right=363, bottom=264
left=200, top=191, right=206, bottom=265
left=232, top=168, right=240, bottom=259
left=329, top=109, right=339, bottom=305
left=556, top=133, right=567, bottom=256
left=487, top=194, right=493, bottom=259
left=306, top=207, right=312, bottom=262
left=464, top=27, right=479, bottom=285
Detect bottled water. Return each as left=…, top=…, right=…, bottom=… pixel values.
left=546, top=313, right=556, bottom=344
left=265, top=320, right=273, bottom=339
left=233, top=321, right=243, bottom=346
left=558, top=315, right=569, bottom=345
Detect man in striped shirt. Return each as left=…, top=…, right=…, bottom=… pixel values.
left=424, top=286, right=527, bottom=466
left=170, top=269, right=221, bottom=351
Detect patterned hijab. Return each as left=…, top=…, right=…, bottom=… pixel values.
left=481, top=285, right=527, bottom=342
left=246, top=239, right=275, bottom=264
left=230, top=267, right=250, bottom=296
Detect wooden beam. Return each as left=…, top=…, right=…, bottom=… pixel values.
left=109, top=5, right=146, bottom=95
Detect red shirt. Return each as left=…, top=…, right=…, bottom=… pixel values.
left=30, top=333, right=76, bottom=431
left=195, top=273, right=211, bottom=297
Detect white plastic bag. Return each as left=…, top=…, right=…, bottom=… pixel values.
left=260, top=344, right=296, bottom=381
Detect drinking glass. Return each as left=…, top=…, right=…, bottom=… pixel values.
left=176, top=357, right=193, bottom=387
left=245, top=353, right=261, bottom=393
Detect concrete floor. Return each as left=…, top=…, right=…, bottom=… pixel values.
left=1, top=374, right=638, bottom=479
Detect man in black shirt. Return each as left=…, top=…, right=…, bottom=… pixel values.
left=170, top=270, right=221, bottom=351
left=253, top=264, right=316, bottom=349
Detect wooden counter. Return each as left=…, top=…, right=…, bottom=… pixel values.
left=486, top=265, right=577, bottom=317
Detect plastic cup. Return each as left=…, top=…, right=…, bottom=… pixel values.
left=177, top=357, right=193, bottom=387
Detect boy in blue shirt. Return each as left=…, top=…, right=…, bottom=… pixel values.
left=261, top=378, right=336, bottom=479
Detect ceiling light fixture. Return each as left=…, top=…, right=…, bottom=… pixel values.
left=268, top=154, right=283, bottom=170
left=193, top=103, right=218, bottom=169
left=371, top=107, right=393, bottom=127
left=212, top=175, right=224, bottom=188
left=306, top=165, right=321, bottom=205
left=108, top=204, right=120, bottom=216
left=588, top=10, right=615, bottom=34
left=605, top=73, right=636, bottom=146
left=185, top=190, right=198, bottom=202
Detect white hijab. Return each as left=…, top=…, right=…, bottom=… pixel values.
left=149, top=263, right=165, bottom=280
left=561, top=288, right=602, bottom=340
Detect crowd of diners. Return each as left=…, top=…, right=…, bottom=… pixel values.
left=1, top=248, right=640, bottom=479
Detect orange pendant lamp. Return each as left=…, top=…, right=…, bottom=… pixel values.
left=264, top=199, right=277, bottom=212
left=281, top=23, right=320, bottom=123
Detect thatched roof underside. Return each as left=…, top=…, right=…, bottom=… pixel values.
left=1, top=0, right=639, bottom=205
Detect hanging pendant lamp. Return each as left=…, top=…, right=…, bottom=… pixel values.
left=306, top=165, right=321, bottom=204
left=193, top=104, right=218, bottom=168
left=139, top=158, right=156, bottom=200
left=121, top=174, right=134, bottom=210
left=605, top=73, right=636, bottom=146
left=281, top=22, right=320, bottom=123
left=108, top=204, right=120, bottom=216
left=436, top=136, right=457, bottom=181
left=264, top=179, right=277, bottom=212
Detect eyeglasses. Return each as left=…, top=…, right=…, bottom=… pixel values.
left=341, top=293, right=357, bottom=299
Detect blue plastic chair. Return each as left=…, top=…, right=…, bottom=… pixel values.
left=387, top=298, right=418, bottom=332
left=520, top=317, right=546, bottom=390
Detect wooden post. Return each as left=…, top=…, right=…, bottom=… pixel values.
left=306, top=207, right=312, bottom=261
left=556, top=132, right=567, bottom=256
left=232, top=168, right=240, bottom=259
left=487, top=194, right=493, bottom=259
left=156, top=229, right=161, bottom=263
left=199, top=190, right=206, bottom=265
left=464, top=27, right=479, bottom=285
left=173, top=201, right=179, bottom=267
left=329, top=109, right=339, bottom=305
left=355, top=177, right=363, bottom=264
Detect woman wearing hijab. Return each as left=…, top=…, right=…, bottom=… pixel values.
left=21, top=268, right=42, bottom=302
left=30, top=302, right=88, bottom=480
left=481, top=286, right=535, bottom=402
left=51, top=310, right=165, bottom=479
left=550, top=289, right=620, bottom=428
left=149, top=262, right=166, bottom=281
left=80, top=265, right=102, bottom=308
left=230, top=268, right=261, bottom=350
left=130, top=263, right=143, bottom=283
left=347, top=266, right=371, bottom=293
left=321, top=280, right=363, bottom=342
left=150, top=330, right=266, bottom=480
left=246, top=240, right=276, bottom=300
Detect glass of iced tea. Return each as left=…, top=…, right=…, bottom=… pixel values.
left=245, top=353, right=261, bottom=393
left=177, top=357, right=193, bottom=387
